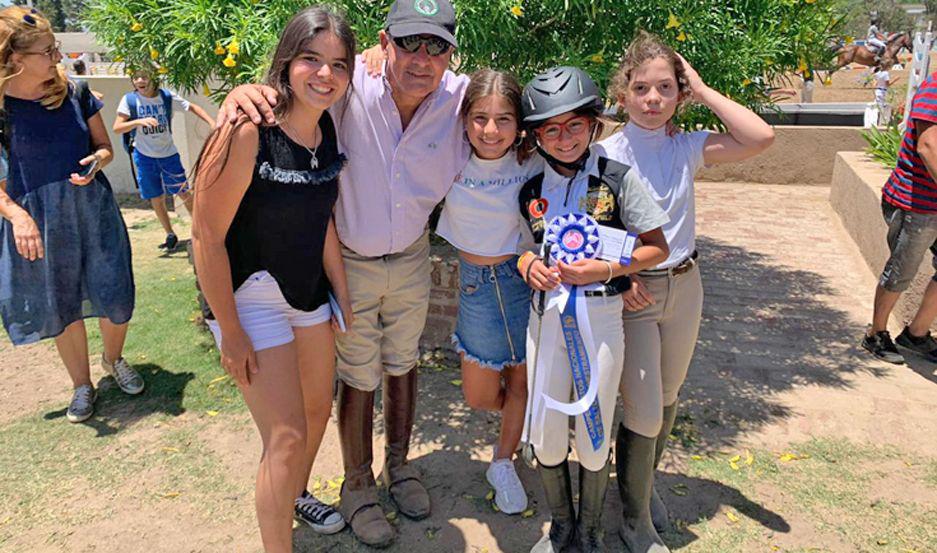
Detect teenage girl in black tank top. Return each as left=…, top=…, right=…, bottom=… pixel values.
left=190, top=7, right=356, bottom=550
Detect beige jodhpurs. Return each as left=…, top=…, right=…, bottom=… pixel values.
left=526, top=294, right=625, bottom=471
left=619, top=263, right=703, bottom=438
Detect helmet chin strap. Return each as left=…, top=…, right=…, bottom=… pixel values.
left=534, top=121, right=599, bottom=174
left=536, top=144, right=590, bottom=173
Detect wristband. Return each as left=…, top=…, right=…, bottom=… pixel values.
left=517, top=251, right=536, bottom=275
left=525, top=255, right=540, bottom=284
left=603, top=260, right=614, bottom=284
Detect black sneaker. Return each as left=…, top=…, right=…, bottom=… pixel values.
left=861, top=329, right=905, bottom=364
left=165, top=233, right=179, bottom=251
left=294, top=490, right=345, bottom=534
left=895, top=326, right=937, bottom=363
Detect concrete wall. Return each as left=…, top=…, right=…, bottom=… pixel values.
left=699, top=126, right=868, bottom=185
left=829, top=151, right=935, bottom=332
left=76, top=82, right=863, bottom=191
left=74, top=76, right=218, bottom=196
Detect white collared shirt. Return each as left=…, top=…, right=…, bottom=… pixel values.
left=330, top=56, right=471, bottom=257
left=537, top=147, right=669, bottom=250
left=596, top=123, right=710, bottom=269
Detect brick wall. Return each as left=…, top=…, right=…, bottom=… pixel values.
left=421, top=255, right=460, bottom=351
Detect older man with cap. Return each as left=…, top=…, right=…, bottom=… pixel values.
left=218, top=0, right=469, bottom=547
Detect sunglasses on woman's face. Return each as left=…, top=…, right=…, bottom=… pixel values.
left=391, top=34, right=451, bottom=57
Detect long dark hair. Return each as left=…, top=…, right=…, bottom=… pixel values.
left=263, top=6, right=356, bottom=122
left=192, top=5, right=356, bottom=191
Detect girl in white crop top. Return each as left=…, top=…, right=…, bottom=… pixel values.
left=438, top=69, right=543, bottom=515
left=596, top=31, right=775, bottom=552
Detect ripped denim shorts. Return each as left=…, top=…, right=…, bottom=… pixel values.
left=452, top=256, right=531, bottom=370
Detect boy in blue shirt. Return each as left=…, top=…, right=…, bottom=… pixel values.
left=114, top=69, right=213, bottom=250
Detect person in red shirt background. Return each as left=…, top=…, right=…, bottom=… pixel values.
left=862, top=72, right=937, bottom=365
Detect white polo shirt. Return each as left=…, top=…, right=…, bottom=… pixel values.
left=597, top=123, right=710, bottom=269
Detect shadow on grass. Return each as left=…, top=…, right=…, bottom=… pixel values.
left=159, top=238, right=192, bottom=259
left=42, top=363, right=195, bottom=437
left=651, top=472, right=789, bottom=549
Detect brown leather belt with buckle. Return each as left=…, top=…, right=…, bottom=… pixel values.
left=639, top=250, right=699, bottom=277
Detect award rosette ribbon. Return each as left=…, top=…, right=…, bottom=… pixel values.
left=546, top=212, right=601, bottom=265
left=523, top=213, right=606, bottom=453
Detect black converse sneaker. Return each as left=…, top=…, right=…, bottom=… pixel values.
left=861, top=329, right=905, bottom=365
left=159, top=232, right=178, bottom=251
left=895, top=326, right=937, bottom=363
left=294, top=490, right=345, bottom=534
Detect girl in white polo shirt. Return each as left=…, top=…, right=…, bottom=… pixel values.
left=435, top=69, right=543, bottom=515
left=597, top=31, right=774, bottom=552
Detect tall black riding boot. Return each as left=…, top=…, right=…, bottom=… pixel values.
left=617, top=423, right=670, bottom=553
left=577, top=461, right=611, bottom=552
left=530, top=459, right=576, bottom=553
left=650, top=401, right=678, bottom=533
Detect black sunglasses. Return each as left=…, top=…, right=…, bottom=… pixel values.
left=391, top=34, right=451, bottom=57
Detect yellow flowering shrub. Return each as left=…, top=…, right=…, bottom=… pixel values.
left=85, top=0, right=845, bottom=127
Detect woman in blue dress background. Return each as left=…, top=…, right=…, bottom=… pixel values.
left=0, top=6, right=140, bottom=423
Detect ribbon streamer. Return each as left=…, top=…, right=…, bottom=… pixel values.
left=523, top=212, right=607, bottom=452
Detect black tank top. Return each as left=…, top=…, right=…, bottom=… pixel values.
left=225, top=112, right=345, bottom=312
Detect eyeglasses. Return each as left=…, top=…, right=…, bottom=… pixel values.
left=19, top=40, right=61, bottom=59
left=392, top=35, right=451, bottom=57
left=534, top=116, right=592, bottom=141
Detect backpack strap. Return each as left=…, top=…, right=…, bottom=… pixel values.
left=125, top=91, right=140, bottom=120
left=158, top=88, right=173, bottom=133
left=594, top=156, right=630, bottom=199
left=121, top=92, right=139, bottom=153
left=518, top=173, right=546, bottom=244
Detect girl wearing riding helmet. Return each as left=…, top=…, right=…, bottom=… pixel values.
left=596, top=31, right=773, bottom=553
left=435, top=68, right=544, bottom=515
left=517, top=66, right=669, bottom=553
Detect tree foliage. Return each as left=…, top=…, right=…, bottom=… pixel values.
left=14, top=0, right=85, bottom=32
left=84, top=0, right=846, bottom=127
left=839, top=0, right=915, bottom=39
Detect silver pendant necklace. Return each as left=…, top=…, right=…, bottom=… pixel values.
left=281, top=119, right=320, bottom=170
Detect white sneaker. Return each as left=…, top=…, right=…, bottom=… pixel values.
left=486, top=458, right=528, bottom=514
left=101, top=354, right=145, bottom=395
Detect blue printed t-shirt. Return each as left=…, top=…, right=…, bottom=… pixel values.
left=885, top=73, right=937, bottom=213
left=3, top=80, right=103, bottom=201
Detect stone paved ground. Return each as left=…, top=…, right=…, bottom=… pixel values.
left=688, top=182, right=937, bottom=458
left=2, top=183, right=936, bottom=552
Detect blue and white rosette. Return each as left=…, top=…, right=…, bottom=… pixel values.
left=545, top=213, right=601, bottom=265
left=523, top=212, right=607, bottom=453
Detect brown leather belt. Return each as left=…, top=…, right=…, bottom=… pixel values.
left=639, top=250, right=698, bottom=277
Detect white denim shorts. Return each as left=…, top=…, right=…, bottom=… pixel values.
left=207, top=271, right=331, bottom=352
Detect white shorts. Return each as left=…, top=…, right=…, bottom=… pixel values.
left=207, top=271, right=332, bottom=352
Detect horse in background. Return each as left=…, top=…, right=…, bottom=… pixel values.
left=835, top=32, right=912, bottom=70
